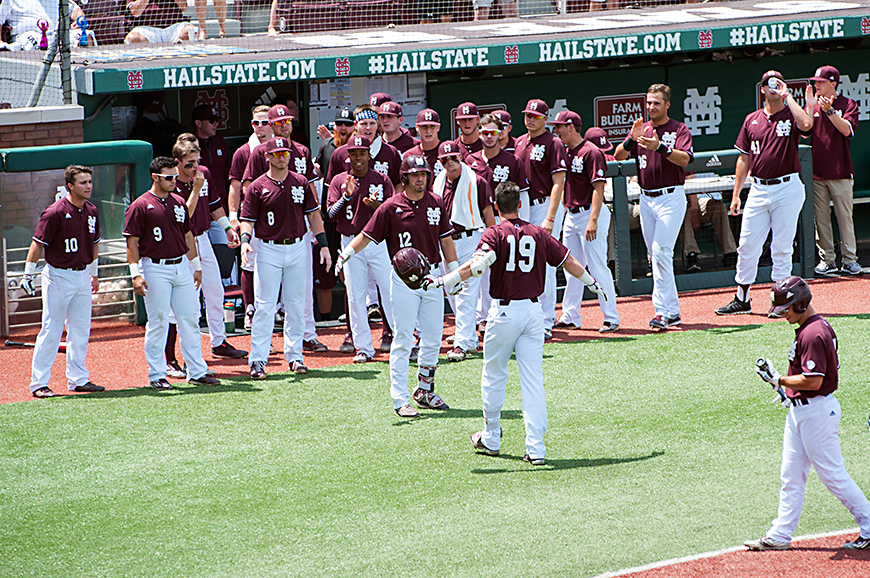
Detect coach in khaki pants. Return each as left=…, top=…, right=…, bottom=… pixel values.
left=805, top=65, right=862, bottom=277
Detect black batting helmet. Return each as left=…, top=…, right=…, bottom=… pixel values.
left=769, top=276, right=812, bottom=316
left=400, top=154, right=429, bottom=184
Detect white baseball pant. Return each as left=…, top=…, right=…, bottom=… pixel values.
left=639, top=187, right=686, bottom=319
left=303, top=230, right=318, bottom=342
left=518, top=190, right=530, bottom=221
left=141, top=258, right=209, bottom=382
left=480, top=299, right=547, bottom=459
left=167, top=232, right=227, bottom=348
left=476, top=216, right=499, bottom=326
left=444, top=230, right=483, bottom=352
left=560, top=204, right=619, bottom=326
left=250, top=240, right=309, bottom=366
left=735, top=175, right=804, bottom=285
left=342, top=235, right=394, bottom=358
left=766, top=394, right=870, bottom=542
left=29, top=265, right=92, bottom=392
left=389, top=268, right=443, bottom=409
left=529, top=199, right=565, bottom=329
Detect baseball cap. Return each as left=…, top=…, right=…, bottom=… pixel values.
left=492, top=110, right=512, bottom=125
left=192, top=104, right=219, bottom=122
left=265, top=137, right=291, bottom=154
left=809, top=65, right=839, bottom=84
left=416, top=108, right=441, bottom=125
left=346, top=135, right=371, bottom=151
left=522, top=99, right=549, bottom=116
left=369, top=92, right=392, bottom=107
left=547, top=110, right=582, bottom=129
left=437, top=141, right=462, bottom=159
left=584, top=127, right=613, bottom=152
left=334, top=107, right=353, bottom=123
left=268, top=104, right=294, bottom=121
left=378, top=101, right=403, bottom=116
left=455, top=102, right=479, bottom=119
left=759, top=70, right=785, bottom=85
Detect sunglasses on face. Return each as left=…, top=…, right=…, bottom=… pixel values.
left=525, top=113, right=545, bottom=120
left=334, top=121, right=354, bottom=127
left=251, top=120, right=270, bottom=127
left=479, top=129, right=500, bottom=137
left=272, top=118, right=292, bottom=126
left=268, top=151, right=290, bottom=159
left=152, top=173, right=177, bottom=181
left=442, top=156, right=461, bottom=164
left=183, top=160, right=199, bottom=169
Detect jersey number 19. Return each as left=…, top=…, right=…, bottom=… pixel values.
left=505, top=235, right=535, bottom=272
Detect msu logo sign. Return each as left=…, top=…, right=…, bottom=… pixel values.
left=492, top=165, right=510, bottom=182
left=571, top=156, right=584, bottom=174
left=174, top=204, right=186, bottom=223
left=291, top=186, right=305, bottom=204
left=426, top=207, right=441, bottom=225
left=530, top=144, right=546, bottom=162
left=775, top=120, right=792, bottom=137
left=87, top=215, right=97, bottom=234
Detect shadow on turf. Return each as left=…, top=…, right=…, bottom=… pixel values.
left=72, top=381, right=262, bottom=399
left=392, top=408, right=523, bottom=426
left=469, top=450, right=665, bottom=473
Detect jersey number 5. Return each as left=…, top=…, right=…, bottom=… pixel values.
left=397, top=231, right=412, bottom=248
left=505, top=235, right=535, bottom=273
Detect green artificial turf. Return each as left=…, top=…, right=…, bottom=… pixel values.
left=2, top=315, right=869, bottom=577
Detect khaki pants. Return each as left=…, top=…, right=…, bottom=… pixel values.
left=813, top=179, right=858, bottom=265
left=680, top=197, right=738, bottom=257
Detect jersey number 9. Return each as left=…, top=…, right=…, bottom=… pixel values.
left=153, top=227, right=163, bottom=242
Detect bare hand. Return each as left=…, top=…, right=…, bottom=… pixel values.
left=91, top=275, right=99, bottom=293
left=628, top=117, right=645, bottom=141
left=729, top=194, right=741, bottom=216
left=319, top=246, right=332, bottom=272
left=818, top=94, right=834, bottom=113
left=241, top=242, right=251, bottom=268
left=193, top=171, right=205, bottom=191
left=317, top=125, right=332, bottom=141
left=225, top=227, right=240, bottom=248
left=344, top=174, right=357, bottom=197
left=637, top=135, right=660, bottom=151
left=540, top=218, right=554, bottom=234
left=805, top=84, right=818, bottom=112
left=132, top=275, right=148, bottom=296
left=689, top=207, right=700, bottom=229
left=585, top=219, right=598, bottom=241
left=267, top=26, right=278, bottom=37
left=362, top=195, right=382, bottom=210
left=193, top=270, right=202, bottom=290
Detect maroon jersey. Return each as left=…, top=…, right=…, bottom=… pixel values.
left=176, top=166, right=221, bottom=237
left=436, top=173, right=493, bottom=234
left=229, top=142, right=254, bottom=182
left=124, top=191, right=191, bottom=260
left=515, top=131, right=568, bottom=201
left=197, top=135, right=230, bottom=210
left=241, top=171, right=319, bottom=241
left=327, top=139, right=402, bottom=186
left=810, top=94, right=858, bottom=180
left=385, top=128, right=419, bottom=153
left=467, top=149, right=529, bottom=194
left=403, top=143, right=445, bottom=185
left=243, top=139, right=315, bottom=184
left=627, top=118, right=693, bottom=190
left=326, top=170, right=395, bottom=236
left=362, top=192, right=453, bottom=264
left=786, top=314, right=839, bottom=400
left=564, top=140, right=608, bottom=208
left=735, top=107, right=806, bottom=181
left=503, top=135, right=516, bottom=154
left=478, top=218, right=569, bottom=300
left=33, top=197, right=100, bottom=269
left=453, top=136, right=483, bottom=160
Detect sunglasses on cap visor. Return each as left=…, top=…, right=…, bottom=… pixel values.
left=152, top=173, right=177, bottom=181
left=272, top=118, right=292, bottom=126
left=251, top=120, right=270, bottom=126
left=268, top=151, right=290, bottom=158
left=525, top=112, right=546, bottom=120
left=478, top=128, right=500, bottom=136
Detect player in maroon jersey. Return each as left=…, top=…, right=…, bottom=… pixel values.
left=403, top=108, right=444, bottom=184
left=492, top=110, right=516, bottom=153
left=378, top=101, right=418, bottom=153
left=454, top=101, right=483, bottom=158
left=326, top=105, right=402, bottom=187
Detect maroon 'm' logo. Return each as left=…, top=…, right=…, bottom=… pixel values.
left=127, top=70, right=144, bottom=90
left=504, top=45, right=519, bottom=64
left=698, top=30, right=712, bottom=49
left=335, top=58, right=350, bottom=76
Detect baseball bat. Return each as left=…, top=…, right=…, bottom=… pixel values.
left=757, top=358, right=786, bottom=403
left=4, top=340, right=67, bottom=353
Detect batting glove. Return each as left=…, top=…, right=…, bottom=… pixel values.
left=20, top=274, right=36, bottom=296
left=587, top=280, right=607, bottom=301
left=755, top=358, right=781, bottom=388
left=421, top=274, right=440, bottom=291
left=446, top=281, right=463, bottom=296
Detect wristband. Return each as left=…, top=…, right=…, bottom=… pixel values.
left=89, top=260, right=99, bottom=276
left=440, top=269, right=463, bottom=288
left=240, top=232, right=252, bottom=244
left=315, top=232, right=328, bottom=248
left=577, top=270, right=595, bottom=286
left=24, top=261, right=37, bottom=275
left=129, top=262, right=141, bottom=278
left=546, top=217, right=554, bottom=223
left=217, top=216, right=231, bottom=231
left=656, top=142, right=671, bottom=155
left=229, top=211, right=238, bottom=221
left=622, top=138, right=636, bottom=152
left=190, top=256, right=202, bottom=272
left=825, top=108, right=835, bottom=116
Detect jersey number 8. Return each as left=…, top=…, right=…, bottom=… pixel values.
left=505, top=235, right=535, bottom=273
left=267, top=211, right=275, bottom=226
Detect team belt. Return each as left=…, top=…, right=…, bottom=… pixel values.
left=755, top=175, right=792, bottom=186
left=56, top=265, right=86, bottom=271
left=530, top=197, right=548, bottom=206
left=264, top=237, right=302, bottom=245
left=451, top=229, right=480, bottom=240
left=788, top=394, right=826, bottom=407
left=498, top=297, right=538, bottom=306
left=567, top=204, right=591, bottom=213
left=155, top=257, right=184, bottom=265
left=640, top=187, right=676, bottom=198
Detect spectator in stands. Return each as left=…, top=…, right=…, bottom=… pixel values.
left=0, top=0, right=84, bottom=51
left=419, top=0, right=453, bottom=24
left=804, top=65, right=863, bottom=277
left=679, top=191, right=738, bottom=272
left=194, top=0, right=226, bottom=39
left=124, top=0, right=196, bottom=44
left=475, top=0, right=517, bottom=20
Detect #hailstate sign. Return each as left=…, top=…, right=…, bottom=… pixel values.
left=594, top=94, right=648, bottom=143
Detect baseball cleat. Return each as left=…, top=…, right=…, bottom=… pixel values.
left=413, top=387, right=449, bottom=410
left=715, top=297, right=752, bottom=315
left=367, top=304, right=382, bottom=322
left=395, top=404, right=420, bottom=418
left=649, top=315, right=667, bottom=330
left=352, top=351, right=372, bottom=363
left=72, top=382, right=105, bottom=392
left=289, top=360, right=309, bottom=375
left=477, top=321, right=487, bottom=338
left=470, top=431, right=499, bottom=456
left=523, top=454, right=546, bottom=466
left=250, top=361, right=267, bottom=380
left=379, top=332, right=393, bottom=353
left=665, top=315, right=681, bottom=327
left=744, top=537, right=791, bottom=550
left=212, top=341, right=248, bottom=359
left=189, top=375, right=221, bottom=386
left=303, top=339, right=328, bottom=353
left=32, top=386, right=56, bottom=399
left=166, top=360, right=186, bottom=379
left=447, top=347, right=467, bottom=362
left=149, top=379, right=173, bottom=390
left=553, top=320, right=578, bottom=329
left=543, top=327, right=553, bottom=340
left=409, top=345, right=419, bottom=363
left=339, top=333, right=355, bottom=354
left=844, top=536, right=870, bottom=550
left=598, top=322, right=619, bottom=333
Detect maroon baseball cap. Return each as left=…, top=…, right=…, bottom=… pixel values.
left=346, top=135, right=371, bottom=151
left=522, top=99, right=549, bottom=116
left=455, top=102, right=479, bottom=119
left=192, top=104, right=219, bottom=122
left=584, top=127, right=613, bottom=152
left=492, top=110, right=512, bottom=125
left=265, top=137, right=291, bottom=154
left=547, top=110, right=582, bottom=129
left=437, top=141, right=462, bottom=159
left=268, top=104, right=294, bottom=121
left=378, top=101, right=403, bottom=116
left=369, top=92, right=391, bottom=107
left=809, top=65, right=840, bottom=84
left=759, top=70, right=784, bottom=85
left=416, top=108, right=441, bottom=125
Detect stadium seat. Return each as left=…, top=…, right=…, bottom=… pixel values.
left=345, top=0, right=396, bottom=29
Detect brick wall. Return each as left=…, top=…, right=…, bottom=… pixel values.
left=0, top=120, right=84, bottom=149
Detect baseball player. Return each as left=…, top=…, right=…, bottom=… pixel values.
left=240, top=137, right=331, bottom=379
left=453, top=102, right=483, bottom=159
left=492, top=110, right=516, bottom=153
left=335, top=155, right=459, bottom=418
left=715, top=71, right=814, bottom=316
left=550, top=110, right=620, bottom=333
left=804, top=65, right=862, bottom=277
left=23, top=165, right=103, bottom=398
left=378, top=101, right=418, bottom=153
left=614, top=84, right=694, bottom=329
left=746, top=276, right=870, bottom=551
left=326, top=136, right=395, bottom=363
left=424, top=181, right=604, bottom=465
left=326, top=104, right=402, bottom=187
left=403, top=108, right=445, bottom=184
left=124, top=157, right=220, bottom=389
left=514, top=98, right=568, bottom=338
left=434, top=141, right=496, bottom=362
left=368, top=92, right=392, bottom=107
